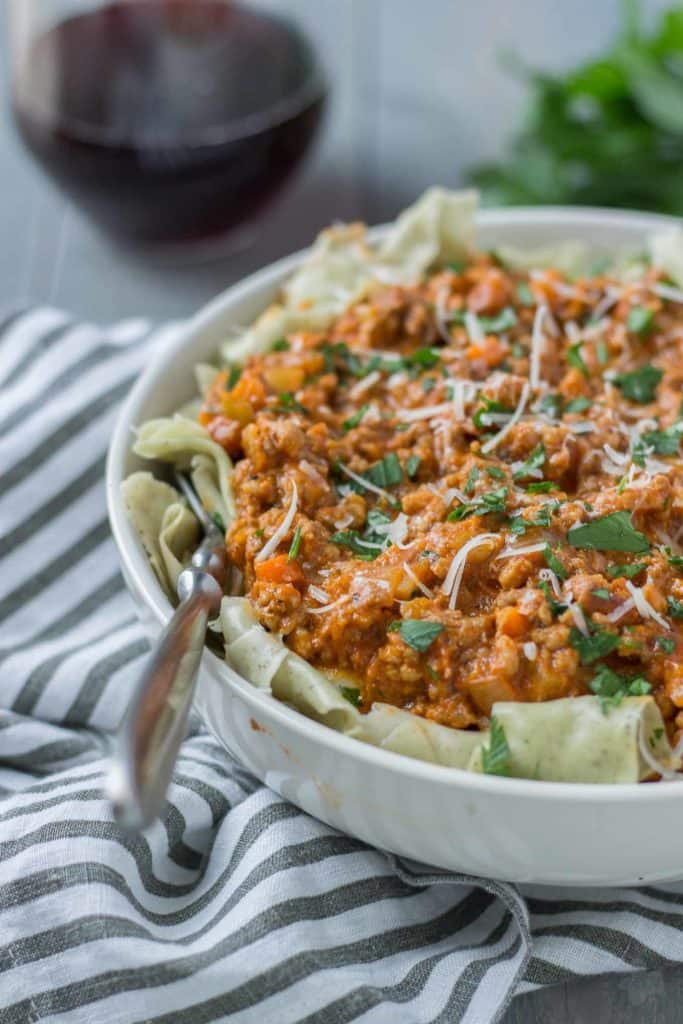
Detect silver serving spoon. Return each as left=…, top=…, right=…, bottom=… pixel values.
left=107, top=471, right=228, bottom=829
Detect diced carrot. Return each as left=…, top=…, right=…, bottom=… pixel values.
left=498, top=607, right=529, bottom=638
left=466, top=335, right=505, bottom=367
left=255, top=553, right=305, bottom=586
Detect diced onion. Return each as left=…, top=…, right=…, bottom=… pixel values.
left=481, top=380, right=531, bottom=454
left=523, top=641, right=537, bottom=661
left=255, top=480, right=298, bottom=562
left=441, top=533, right=498, bottom=610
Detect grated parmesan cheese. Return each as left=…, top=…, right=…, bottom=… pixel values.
left=625, top=581, right=670, bottom=630
left=481, top=380, right=531, bottom=454
left=441, top=533, right=498, bottom=610
left=255, top=480, right=298, bottom=562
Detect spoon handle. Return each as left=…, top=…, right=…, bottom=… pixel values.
left=108, top=569, right=222, bottom=829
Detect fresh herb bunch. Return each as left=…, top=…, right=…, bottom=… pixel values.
left=469, top=1, right=683, bottom=214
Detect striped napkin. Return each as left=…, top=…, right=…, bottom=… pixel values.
left=3, top=309, right=683, bottom=1024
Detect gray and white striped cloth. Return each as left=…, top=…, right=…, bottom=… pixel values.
left=3, top=308, right=683, bottom=1024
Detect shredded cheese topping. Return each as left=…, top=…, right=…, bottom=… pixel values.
left=481, top=380, right=531, bottom=454
left=441, top=533, right=498, bottom=610
left=255, top=480, right=298, bottom=562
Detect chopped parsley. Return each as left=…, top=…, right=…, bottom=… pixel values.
left=473, top=397, right=514, bottom=430
left=287, top=526, right=302, bottom=561
left=397, top=620, right=444, bottom=652
left=512, top=443, right=545, bottom=482
left=539, top=579, right=567, bottom=616
left=226, top=365, right=241, bottom=390
left=567, top=342, right=589, bottom=377
left=606, top=562, right=646, bottom=579
left=507, top=500, right=559, bottom=535
left=626, top=306, right=655, bottom=337
left=591, top=588, right=610, bottom=600
left=632, top=423, right=683, bottom=466
left=567, top=511, right=650, bottom=554
left=274, top=392, right=306, bottom=414
left=331, top=507, right=393, bottom=561
left=340, top=686, right=361, bottom=708
left=516, top=281, right=534, bottom=306
left=481, top=717, right=510, bottom=776
left=565, top=396, right=592, bottom=414
left=448, top=486, right=508, bottom=521
left=271, top=338, right=290, bottom=352
left=343, top=404, right=369, bottom=431
left=656, top=636, right=676, bottom=654
left=485, top=465, right=506, bottom=480
left=213, top=513, right=226, bottom=532
left=590, top=665, right=651, bottom=713
left=569, top=625, right=620, bottom=665
left=596, top=340, right=609, bottom=366
left=612, top=365, right=663, bottom=404
left=342, top=454, right=403, bottom=498
left=667, top=553, right=683, bottom=570
left=477, top=307, right=517, bottom=333
left=543, top=545, right=568, bottom=580
left=539, top=393, right=563, bottom=419
left=406, top=454, right=422, bottom=479
left=526, top=481, right=557, bottom=494
left=446, top=259, right=466, bottom=274
left=667, top=596, right=683, bottom=620
left=463, top=466, right=479, bottom=495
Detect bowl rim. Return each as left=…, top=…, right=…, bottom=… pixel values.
left=107, top=202, right=683, bottom=804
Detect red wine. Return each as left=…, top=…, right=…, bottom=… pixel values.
left=13, top=1, right=326, bottom=246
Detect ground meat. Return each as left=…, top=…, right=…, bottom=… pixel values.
left=201, top=255, right=683, bottom=735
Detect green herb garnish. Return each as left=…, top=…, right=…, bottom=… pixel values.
left=463, top=466, right=479, bottom=495
left=539, top=393, right=563, bottom=419
left=569, top=625, right=620, bottom=665
left=341, top=686, right=361, bottom=708
left=567, top=511, right=650, bottom=553
left=481, top=717, right=510, bottom=776
left=226, top=366, right=241, bottom=390
left=512, top=443, right=545, bottom=481
left=397, top=620, right=444, bottom=652
left=477, top=307, right=518, bottom=333
left=590, top=665, right=651, bottom=714
left=516, top=281, right=534, bottom=306
left=606, top=562, right=646, bottom=579
left=667, top=596, right=683, bottom=619
left=275, top=392, right=306, bottom=414
left=448, top=486, right=508, bottom=521
left=656, top=636, right=676, bottom=654
left=406, top=454, right=422, bottom=479
left=213, top=513, right=226, bottom=532
left=565, top=397, right=592, bottom=414
left=473, top=396, right=514, bottom=430
left=627, top=306, right=655, bottom=336
left=272, top=338, right=290, bottom=352
left=612, top=365, right=663, bottom=404
left=539, top=579, right=567, bottom=616
left=288, top=526, right=302, bottom=561
left=485, top=466, right=506, bottom=480
left=543, top=545, right=568, bottom=580
left=526, top=481, right=557, bottom=494
left=343, top=404, right=369, bottom=431
left=567, top=342, right=589, bottom=377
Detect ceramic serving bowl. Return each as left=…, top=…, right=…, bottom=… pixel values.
left=107, top=205, right=683, bottom=887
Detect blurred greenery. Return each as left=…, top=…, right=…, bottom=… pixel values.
left=469, top=0, right=683, bottom=213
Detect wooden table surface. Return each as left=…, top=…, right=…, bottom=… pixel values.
left=1, top=1, right=681, bottom=1019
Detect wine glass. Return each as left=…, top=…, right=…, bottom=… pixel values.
left=8, top=0, right=327, bottom=255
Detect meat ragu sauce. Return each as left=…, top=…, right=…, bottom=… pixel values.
left=199, top=255, right=683, bottom=740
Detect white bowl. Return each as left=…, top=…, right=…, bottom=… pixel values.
left=107, top=205, right=683, bottom=886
